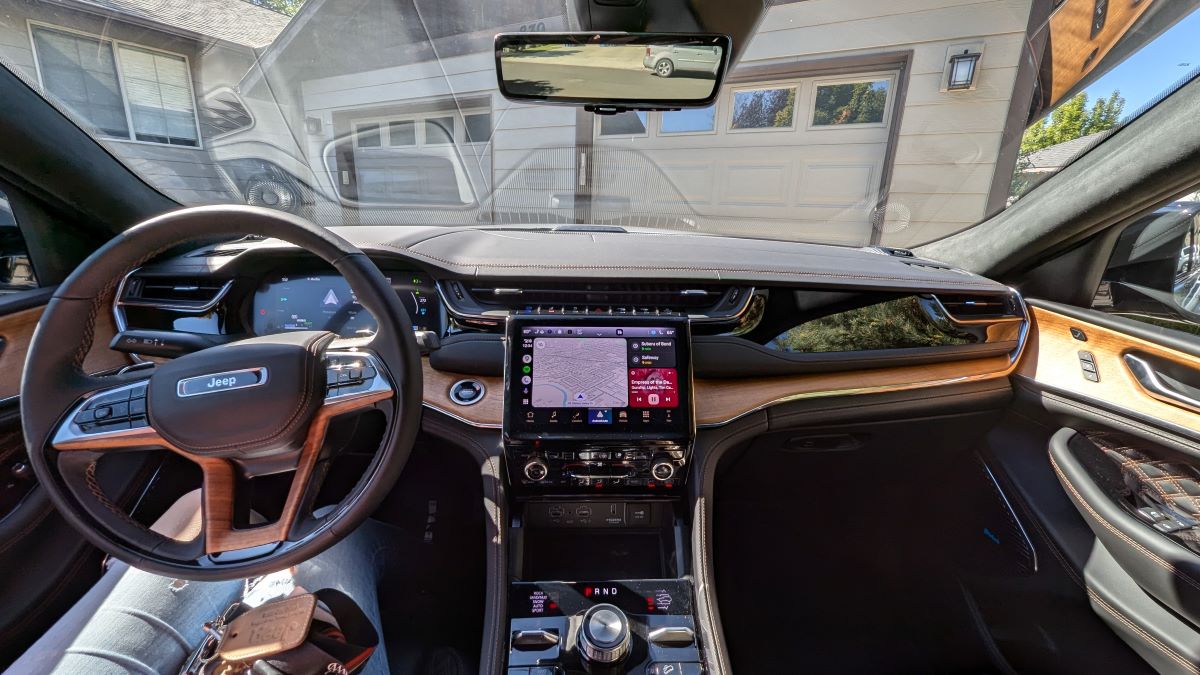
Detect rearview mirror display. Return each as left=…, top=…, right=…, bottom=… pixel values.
left=495, top=33, right=731, bottom=111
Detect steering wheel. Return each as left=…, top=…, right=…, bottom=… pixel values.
left=20, top=205, right=422, bottom=580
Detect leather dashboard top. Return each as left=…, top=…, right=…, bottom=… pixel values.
left=335, top=226, right=1010, bottom=292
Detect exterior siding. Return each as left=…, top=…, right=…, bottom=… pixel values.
left=0, top=0, right=259, bottom=205
left=744, top=0, right=1034, bottom=246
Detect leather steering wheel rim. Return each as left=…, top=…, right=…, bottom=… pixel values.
left=20, top=205, right=422, bottom=580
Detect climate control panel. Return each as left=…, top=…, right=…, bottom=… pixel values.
left=507, top=443, right=687, bottom=492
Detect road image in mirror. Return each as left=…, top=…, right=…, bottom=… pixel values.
left=531, top=337, right=629, bottom=408
left=500, top=43, right=719, bottom=100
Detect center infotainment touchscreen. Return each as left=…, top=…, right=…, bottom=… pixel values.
left=505, top=318, right=693, bottom=440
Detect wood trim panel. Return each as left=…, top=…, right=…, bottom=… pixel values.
left=420, top=354, right=1018, bottom=428
left=422, top=359, right=503, bottom=426
left=0, top=305, right=128, bottom=400
left=201, top=388, right=393, bottom=554
left=694, top=354, right=1013, bottom=425
left=1015, top=306, right=1200, bottom=431
left=55, top=389, right=392, bottom=555
left=1046, top=0, right=1153, bottom=105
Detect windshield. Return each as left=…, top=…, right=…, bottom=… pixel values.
left=4, top=0, right=1199, bottom=248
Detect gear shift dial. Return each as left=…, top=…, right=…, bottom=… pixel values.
left=577, top=603, right=631, bottom=665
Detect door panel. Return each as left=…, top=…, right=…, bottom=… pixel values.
left=0, top=302, right=127, bottom=400
left=1009, top=297, right=1200, bottom=674
left=0, top=291, right=130, bottom=667
left=1016, top=303, right=1200, bottom=439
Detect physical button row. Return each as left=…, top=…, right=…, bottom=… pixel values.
left=74, top=383, right=149, bottom=433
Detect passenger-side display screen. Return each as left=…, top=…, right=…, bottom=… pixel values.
left=505, top=319, right=692, bottom=440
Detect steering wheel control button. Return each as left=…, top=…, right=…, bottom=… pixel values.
left=578, top=604, right=631, bottom=664
left=449, top=379, right=485, bottom=406
left=325, top=355, right=383, bottom=398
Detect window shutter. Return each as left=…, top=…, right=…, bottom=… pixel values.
left=118, top=46, right=198, bottom=146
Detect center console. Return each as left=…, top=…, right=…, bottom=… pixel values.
left=502, top=317, right=705, bottom=675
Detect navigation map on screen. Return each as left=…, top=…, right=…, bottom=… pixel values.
left=508, top=322, right=688, bottom=438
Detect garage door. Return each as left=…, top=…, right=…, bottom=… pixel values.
left=347, top=106, right=493, bottom=206
left=591, top=70, right=898, bottom=244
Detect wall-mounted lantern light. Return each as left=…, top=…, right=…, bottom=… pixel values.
left=947, top=49, right=982, bottom=90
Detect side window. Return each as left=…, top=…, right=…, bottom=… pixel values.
left=0, top=190, right=38, bottom=293
left=1092, top=198, right=1200, bottom=334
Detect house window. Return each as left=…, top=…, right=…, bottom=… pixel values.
left=31, top=26, right=199, bottom=147
left=355, top=122, right=382, bottom=148
left=731, top=87, right=796, bottom=130
left=661, top=106, right=716, bottom=134
left=598, top=111, right=647, bottom=136
left=812, top=79, right=889, bottom=126
left=425, top=116, right=455, bottom=144
left=117, top=46, right=198, bottom=146
left=465, top=112, right=491, bottom=143
left=388, top=120, right=416, bottom=146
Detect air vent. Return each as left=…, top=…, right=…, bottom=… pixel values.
left=933, top=293, right=1023, bottom=322
left=441, top=280, right=752, bottom=325
left=198, top=88, right=254, bottom=138
left=120, top=275, right=233, bottom=312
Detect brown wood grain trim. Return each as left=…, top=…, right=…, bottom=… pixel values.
left=0, top=305, right=129, bottom=400
left=694, top=354, right=1014, bottom=425
left=420, top=354, right=1018, bottom=428
left=1047, top=0, right=1152, bottom=105
left=422, top=359, right=503, bottom=426
left=203, top=388, right=393, bottom=554
left=1015, top=306, right=1200, bottom=431
left=54, top=388, right=393, bottom=555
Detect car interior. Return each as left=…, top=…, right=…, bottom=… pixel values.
left=3, top=0, right=1200, bottom=674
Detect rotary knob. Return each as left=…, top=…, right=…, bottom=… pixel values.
left=651, top=460, right=676, bottom=482
left=578, top=604, right=631, bottom=664
left=524, top=458, right=549, bottom=482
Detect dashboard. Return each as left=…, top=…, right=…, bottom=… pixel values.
left=113, top=226, right=1028, bottom=475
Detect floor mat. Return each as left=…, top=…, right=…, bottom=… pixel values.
left=371, top=441, right=486, bottom=674
left=714, top=439, right=1005, bottom=675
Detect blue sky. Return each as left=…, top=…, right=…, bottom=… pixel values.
left=1081, top=8, right=1200, bottom=117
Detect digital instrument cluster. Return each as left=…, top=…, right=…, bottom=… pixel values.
left=252, top=271, right=441, bottom=337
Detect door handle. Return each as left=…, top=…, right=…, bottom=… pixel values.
left=1123, top=353, right=1200, bottom=414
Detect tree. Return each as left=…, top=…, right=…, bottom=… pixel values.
left=812, top=81, right=887, bottom=126
left=249, top=0, right=305, bottom=16
left=1019, top=90, right=1125, bottom=154
left=733, top=88, right=794, bottom=128
left=1010, top=90, right=1125, bottom=200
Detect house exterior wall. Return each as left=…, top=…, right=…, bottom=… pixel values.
left=0, top=0, right=259, bottom=205
left=745, top=0, right=1033, bottom=245
left=270, top=0, right=1031, bottom=243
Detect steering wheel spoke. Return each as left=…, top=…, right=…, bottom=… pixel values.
left=200, top=350, right=394, bottom=557
left=52, top=378, right=159, bottom=453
